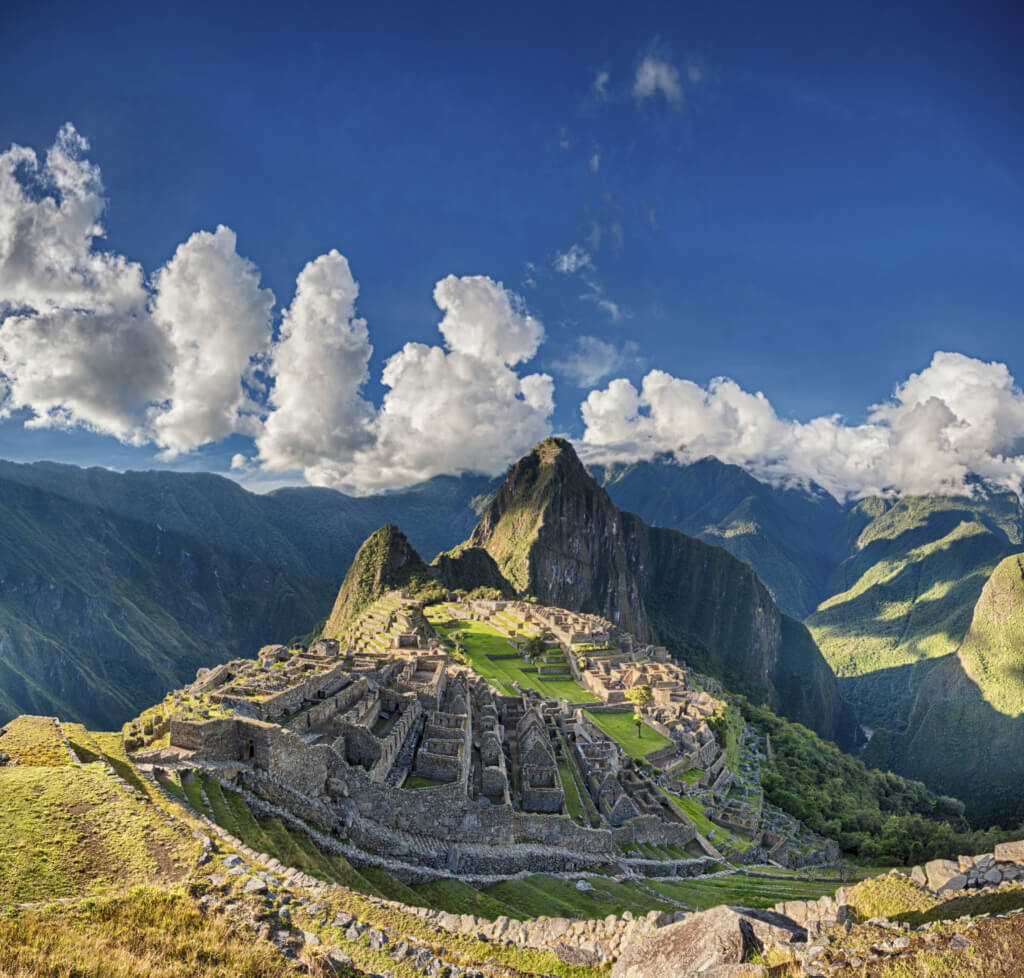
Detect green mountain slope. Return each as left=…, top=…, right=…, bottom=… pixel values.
left=864, top=553, right=1024, bottom=826
left=0, top=462, right=492, bottom=727
left=806, top=494, right=1023, bottom=728
left=321, top=524, right=441, bottom=637
left=468, top=438, right=856, bottom=746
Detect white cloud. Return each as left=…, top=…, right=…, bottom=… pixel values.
left=633, top=54, right=684, bottom=108
left=0, top=126, right=274, bottom=453
left=591, top=69, right=610, bottom=100
left=314, top=275, right=554, bottom=494
left=579, top=352, right=1024, bottom=500
left=0, top=124, right=168, bottom=440
left=254, top=250, right=375, bottom=476
left=554, top=244, right=593, bottom=274
left=589, top=152, right=601, bottom=174
left=150, top=226, right=274, bottom=455
left=552, top=336, right=640, bottom=387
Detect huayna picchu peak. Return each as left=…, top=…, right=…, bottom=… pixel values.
left=466, top=438, right=855, bottom=748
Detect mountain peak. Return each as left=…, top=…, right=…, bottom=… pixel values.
left=322, top=524, right=436, bottom=638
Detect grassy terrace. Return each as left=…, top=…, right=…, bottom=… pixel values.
left=0, top=763, right=195, bottom=902
left=0, top=715, right=72, bottom=766
left=583, top=709, right=673, bottom=759
left=645, top=872, right=841, bottom=910
left=428, top=615, right=600, bottom=702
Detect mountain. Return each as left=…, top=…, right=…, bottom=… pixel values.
left=466, top=438, right=856, bottom=747
left=806, top=493, right=1023, bottom=729
left=864, top=553, right=1024, bottom=827
left=322, top=524, right=441, bottom=637
left=0, top=460, right=493, bottom=727
left=595, top=456, right=847, bottom=620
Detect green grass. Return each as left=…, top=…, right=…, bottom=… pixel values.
left=433, top=618, right=600, bottom=702
left=411, top=877, right=519, bottom=918
left=0, top=715, right=73, bottom=767
left=182, top=773, right=210, bottom=816
left=481, top=874, right=677, bottom=919
left=646, top=872, right=841, bottom=910
left=658, top=787, right=717, bottom=836
left=0, top=765, right=196, bottom=902
left=62, top=722, right=103, bottom=764
left=198, top=775, right=239, bottom=836
left=402, top=774, right=447, bottom=789
left=583, top=710, right=673, bottom=759
left=559, top=761, right=585, bottom=820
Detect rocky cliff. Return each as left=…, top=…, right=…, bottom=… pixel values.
left=469, top=438, right=855, bottom=746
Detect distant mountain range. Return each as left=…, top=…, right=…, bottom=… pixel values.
left=2, top=448, right=1024, bottom=825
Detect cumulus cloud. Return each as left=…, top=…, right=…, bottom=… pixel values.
left=314, top=275, right=554, bottom=494
left=554, top=244, right=594, bottom=275
left=0, top=125, right=273, bottom=452
left=150, top=226, right=274, bottom=455
left=0, top=124, right=167, bottom=439
left=552, top=336, right=640, bottom=387
left=633, top=54, right=684, bottom=108
left=579, top=353, right=1024, bottom=500
left=591, top=69, right=610, bottom=100
left=254, top=250, right=375, bottom=476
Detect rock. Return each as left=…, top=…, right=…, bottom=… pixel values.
left=910, top=865, right=927, bottom=887
left=576, top=879, right=594, bottom=891
left=975, top=853, right=994, bottom=870
left=958, top=855, right=975, bottom=872
left=924, top=859, right=962, bottom=892
left=700, top=967, right=767, bottom=978
left=331, top=912, right=353, bottom=929
left=367, top=928, right=390, bottom=950
left=301, top=931, right=321, bottom=946
left=612, top=905, right=803, bottom=978
left=324, top=948, right=354, bottom=974
left=994, top=841, right=1024, bottom=864
left=940, top=874, right=968, bottom=894
left=949, top=933, right=973, bottom=949
left=242, top=877, right=268, bottom=895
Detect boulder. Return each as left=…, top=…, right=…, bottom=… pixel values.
left=924, top=859, right=961, bottom=892
left=984, top=869, right=1003, bottom=885
left=910, top=865, right=927, bottom=887
left=611, top=906, right=803, bottom=978
left=994, top=840, right=1024, bottom=864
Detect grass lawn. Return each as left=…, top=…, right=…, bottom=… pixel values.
left=0, top=715, right=73, bottom=766
left=482, top=874, right=677, bottom=920
left=584, top=710, right=672, bottom=759
left=433, top=618, right=599, bottom=702
left=411, top=878, right=518, bottom=918
left=559, top=761, right=585, bottom=819
left=658, top=787, right=717, bottom=836
left=647, top=872, right=842, bottom=910
left=0, top=765, right=195, bottom=902
left=402, top=774, right=447, bottom=789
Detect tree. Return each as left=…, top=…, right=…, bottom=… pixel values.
left=626, top=684, right=654, bottom=738
left=522, top=635, right=546, bottom=661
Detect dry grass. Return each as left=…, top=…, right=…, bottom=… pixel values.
left=0, top=717, right=72, bottom=767
left=0, top=887, right=313, bottom=978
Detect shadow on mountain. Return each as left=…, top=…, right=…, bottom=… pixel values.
left=862, top=653, right=1024, bottom=828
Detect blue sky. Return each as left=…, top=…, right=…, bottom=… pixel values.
left=1, top=0, right=1023, bottom=496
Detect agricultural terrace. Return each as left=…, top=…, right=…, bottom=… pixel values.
left=427, top=614, right=599, bottom=703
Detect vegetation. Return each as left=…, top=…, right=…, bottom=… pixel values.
left=584, top=709, right=672, bottom=759
left=430, top=615, right=599, bottom=701
left=0, top=887, right=309, bottom=978
left=0, top=765, right=195, bottom=902
left=739, top=698, right=1017, bottom=863
left=0, top=715, right=72, bottom=766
